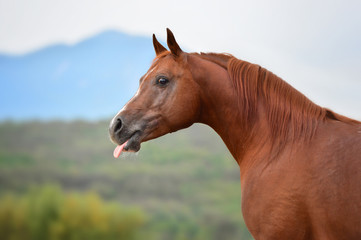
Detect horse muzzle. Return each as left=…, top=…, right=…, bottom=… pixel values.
left=109, top=115, right=143, bottom=153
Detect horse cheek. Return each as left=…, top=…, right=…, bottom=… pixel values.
left=173, top=94, right=199, bottom=130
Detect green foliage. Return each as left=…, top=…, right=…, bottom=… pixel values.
left=0, top=120, right=253, bottom=240
left=0, top=185, right=145, bottom=240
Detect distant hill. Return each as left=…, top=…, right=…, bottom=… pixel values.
left=0, top=30, right=157, bottom=120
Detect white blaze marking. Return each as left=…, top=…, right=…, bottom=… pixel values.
left=142, top=66, right=157, bottom=81
left=112, top=65, right=158, bottom=124
left=133, top=86, right=141, bottom=98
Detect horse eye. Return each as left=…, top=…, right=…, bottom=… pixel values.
left=156, top=77, right=169, bottom=86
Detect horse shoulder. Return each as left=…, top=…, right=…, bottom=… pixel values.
left=240, top=120, right=361, bottom=239
left=303, top=120, right=361, bottom=239
left=240, top=146, right=313, bottom=239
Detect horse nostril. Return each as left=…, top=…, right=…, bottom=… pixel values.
left=113, top=117, right=123, bottom=133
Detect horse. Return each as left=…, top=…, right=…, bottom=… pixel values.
left=109, top=29, right=361, bottom=240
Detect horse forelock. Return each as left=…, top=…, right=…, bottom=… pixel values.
left=152, top=51, right=170, bottom=64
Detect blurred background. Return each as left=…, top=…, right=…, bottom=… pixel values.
left=0, top=0, right=360, bottom=239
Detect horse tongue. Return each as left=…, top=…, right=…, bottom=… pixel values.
left=113, top=141, right=128, bottom=158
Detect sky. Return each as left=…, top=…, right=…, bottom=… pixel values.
left=0, top=0, right=360, bottom=119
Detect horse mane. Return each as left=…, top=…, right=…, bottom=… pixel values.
left=194, top=52, right=359, bottom=144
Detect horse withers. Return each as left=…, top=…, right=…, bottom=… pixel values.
left=109, top=29, right=361, bottom=240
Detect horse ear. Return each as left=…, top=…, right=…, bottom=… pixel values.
left=166, top=28, right=183, bottom=56
left=153, top=34, right=167, bottom=56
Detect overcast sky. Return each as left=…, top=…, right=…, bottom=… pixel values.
left=1, top=0, right=360, bottom=119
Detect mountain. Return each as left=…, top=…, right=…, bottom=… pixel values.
left=0, top=30, right=157, bottom=120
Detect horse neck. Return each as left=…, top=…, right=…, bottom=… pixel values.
left=188, top=54, right=335, bottom=166
left=188, top=54, right=261, bottom=163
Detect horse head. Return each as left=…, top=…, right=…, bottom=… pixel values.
left=109, top=29, right=201, bottom=156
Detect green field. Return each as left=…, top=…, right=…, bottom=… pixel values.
left=0, top=120, right=253, bottom=240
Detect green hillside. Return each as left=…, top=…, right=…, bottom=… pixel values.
left=0, top=120, right=253, bottom=240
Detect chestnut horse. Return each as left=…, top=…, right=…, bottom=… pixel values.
left=109, top=29, right=361, bottom=240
